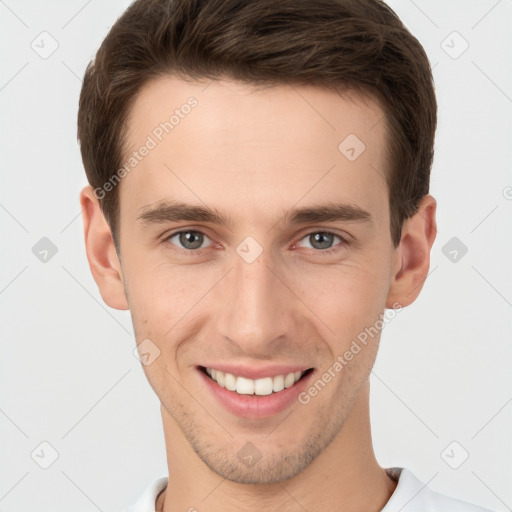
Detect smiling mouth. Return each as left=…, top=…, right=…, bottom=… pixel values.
left=199, top=366, right=314, bottom=396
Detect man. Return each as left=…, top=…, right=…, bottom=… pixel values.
left=77, top=0, right=495, bottom=510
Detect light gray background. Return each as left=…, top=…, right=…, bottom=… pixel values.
left=1, top=1, right=511, bottom=511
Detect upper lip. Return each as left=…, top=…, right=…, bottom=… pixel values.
left=199, top=364, right=313, bottom=380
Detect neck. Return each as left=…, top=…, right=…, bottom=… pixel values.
left=156, top=380, right=396, bottom=512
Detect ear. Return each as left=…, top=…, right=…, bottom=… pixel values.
left=385, top=194, right=437, bottom=308
left=79, top=186, right=129, bottom=310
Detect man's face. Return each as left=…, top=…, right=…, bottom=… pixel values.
left=117, top=77, right=398, bottom=483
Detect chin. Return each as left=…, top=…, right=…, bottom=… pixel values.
left=193, top=421, right=340, bottom=485
left=201, top=451, right=316, bottom=484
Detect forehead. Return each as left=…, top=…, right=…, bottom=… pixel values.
left=125, top=76, right=386, bottom=150
left=120, top=76, right=389, bottom=228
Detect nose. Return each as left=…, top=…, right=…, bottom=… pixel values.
left=215, top=244, right=294, bottom=357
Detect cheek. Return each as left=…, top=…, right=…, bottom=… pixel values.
left=296, top=258, right=391, bottom=333
left=125, top=259, right=220, bottom=357
left=124, top=238, right=393, bottom=355
left=125, top=256, right=190, bottom=316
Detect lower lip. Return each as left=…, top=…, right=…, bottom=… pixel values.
left=198, top=368, right=314, bottom=419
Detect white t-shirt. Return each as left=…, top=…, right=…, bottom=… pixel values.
left=121, top=467, right=495, bottom=512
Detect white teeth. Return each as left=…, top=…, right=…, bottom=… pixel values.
left=236, top=376, right=255, bottom=395
left=224, top=372, right=237, bottom=391
left=204, top=367, right=306, bottom=395
left=254, top=377, right=273, bottom=396
left=284, top=373, right=295, bottom=388
left=272, top=375, right=285, bottom=392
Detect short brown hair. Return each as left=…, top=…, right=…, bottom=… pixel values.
left=77, top=0, right=436, bottom=249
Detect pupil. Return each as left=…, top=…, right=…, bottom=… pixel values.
left=313, top=232, right=332, bottom=249
left=181, top=231, right=202, bottom=249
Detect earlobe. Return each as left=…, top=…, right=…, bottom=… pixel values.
left=79, top=186, right=129, bottom=310
left=385, top=194, right=437, bottom=308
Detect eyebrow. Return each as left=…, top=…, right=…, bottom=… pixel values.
left=136, top=200, right=373, bottom=229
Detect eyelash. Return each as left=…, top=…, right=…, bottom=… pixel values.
left=162, top=229, right=350, bottom=256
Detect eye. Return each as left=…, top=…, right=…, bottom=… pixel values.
left=296, top=231, right=346, bottom=252
left=163, top=229, right=348, bottom=255
left=166, top=230, right=212, bottom=251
